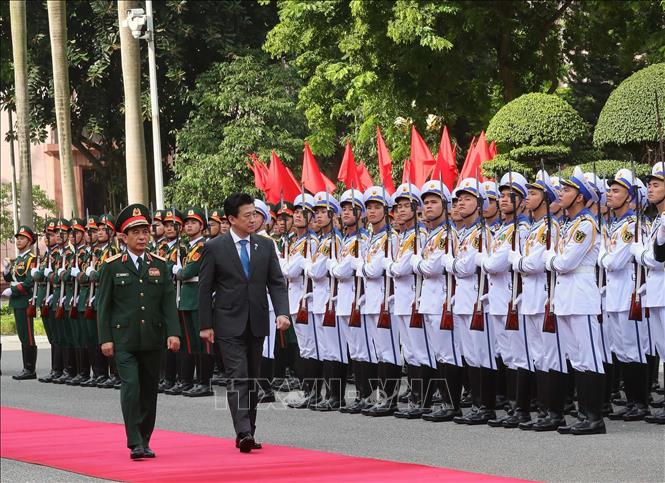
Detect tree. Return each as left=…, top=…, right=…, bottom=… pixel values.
left=168, top=52, right=307, bottom=207
left=118, top=0, right=148, bottom=204
left=47, top=0, right=78, bottom=217
left=484, top=93, right=591, bottom=177
left=8, top=0, right=33, bottom=227
left=0, top=183, right=57, bottom=244
left=593, top=63, right=665, bottom=161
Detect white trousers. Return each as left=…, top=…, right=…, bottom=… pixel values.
left=342, top=315, right=376, bottom=363
left=646, top=306, right=665, bottom=359
left=365, top=314, right=402, bottom=366
left=606, top=311, right=650, bottom=364
left=293, top=312, right=322, bottom=360
left=524, top=314, right=567, bottom=373
left=394, top=314, right=436, bottom=367
left=319, top=316, right=348, bottom=363
left=557, top=315, right=605, bottom=373
left=262, top=308, right=277, bottom=359
left=509, top=315, right=536, bottom=372
left=424, top=314, right=463, bottom=367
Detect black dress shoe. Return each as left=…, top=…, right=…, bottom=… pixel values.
left=66, top=374, right=84, bottom=386
left=362, top=400, right=397, bottom=417
left=465, top=408, right=496, bottom=425
left=607, top=405, right=630, bottom=420
left=237, top=434, right=256, bottom=453
left=164, top=382, right=188, bottom=395
left=398, top=389, right=412, bottom=404
left=211, top=374, right=227, bottom=387
left=52, top=372, right=71, bottom=385
left=13, top=369, right=37, bottom=380
left=130, top=446, right=146, bottom=460
left=183, top=384, right=214, bottom=397
left=622, top=404, right=650, bottom=422
left=38, top=371, right=60, bottom=383
left=650, top=396, right=664, bottom=408
left=236, top=438, right=262, bottom=450
left=459, top=392, right=473, bottom=408
left=557, top=417, right=585, bottom=434
left=501, top=412, right=531, bottom=429
left=394, top=404, right=431, bottom=419
left=422, top=407, right=462, bottom=422
left=287, top=393, right=320, bottom=409
left=341, top=398, right=372, bottom=414
left=644, top=409, right=665, bottom=424
left=487, top=414, right=511, bottom=427
left=158, top=379, right=174, bottom=393
left=99, top=376, right=118, bottom=388
left=257, top=390, right=276, bottom=403
left=532, top=416, right=566, bottom=432
left=80, top=376, right=98, bottom=387
left=571, top=419, right=606, bottom=435
left=313, top=398, right=344, bottom=412
left=143, top=446, right=156, bottom=458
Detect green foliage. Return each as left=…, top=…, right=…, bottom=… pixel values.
left=508, top=145, right=572, bottom=163
left=593, top=63, right=665, bottom=150
left=559, top=160, right=652, bottom=179
left=0, top=182, right=57, bottom=244
left=486, top=93, right=589, bottom=148
left=481, top=154, right=532, bottom=179
left=167, top=53, right=307, bottom=208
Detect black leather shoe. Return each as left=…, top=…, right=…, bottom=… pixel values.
left=257, top=390, right=276, bottom=403
left=487, top=414, right=511, bottom=427
left=362, top=400, right=397, bottom=417
left=211, top=374, right=228, bottom=387
left=99, top=376, right=118, bottom=388
left=66, top=374, right=84, bottom=386
left=557, top=417, right=585, bottom=434
left=650, top=396, right=664, bottom=408
left=38, top=371, right=60, bottom=383
left=165, top=382, right=193, bottom=395
left=622, top=404, right=650, bottom=422
left=394, top=404, right=431, bottom=419
left=501, top=412, right=531, bottom=428
left=644, top=409, right=665, bottom=424
left=237, top=434, right=256, bottom=453
left=465, top=408, right=496, bottom=425
left=52, top=372, right=71, bottom=384
left=158, top=379, right=174, bottom=393
left=143, top=446, right=155, bottom=458
left=236, top=436, right=262, bottom=450
left=313, top=398, right=344, bottom=412
left=184, top=384, right=214, bottom=397
left=341, top=398, right=372, bottom=414
left=422, top=407, right=462, bottom=422
left=13, top=369, right=37, bottom=380
left=80, top=376, right=98, bottom=387
left=518, top=415, right=546, bottom=431
left=459, top=392, right=473, bottom=408
left=130, top=446, right=146, bottom=460
left=287, top=393, right=320, bottom=409
left=398, top=389, right=411, bottom=403
left=571, top=419, right=606, bottom=435
left=533, top=416, right=566, bottom=432
left=607, top=405, right=630, bottom=420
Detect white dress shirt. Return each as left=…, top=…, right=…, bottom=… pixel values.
left=230, top=227, right=251, bottom=261
left=126, top=250, right=145, bottom=271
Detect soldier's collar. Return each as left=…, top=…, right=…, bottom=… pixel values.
left=614, top=209, right=634, bottom=222
left=189, top=236, right=205, bottom=247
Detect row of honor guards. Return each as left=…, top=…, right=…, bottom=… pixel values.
left=4, top=162, right=665, bottom=435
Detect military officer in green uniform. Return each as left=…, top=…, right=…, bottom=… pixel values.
left=173, top=207, right=213, bottom=397
left=3, top=226, right=38, bottom=379
left=149, top=209, right=166, bottom=254
left=97, top=204, right=180, bottom=459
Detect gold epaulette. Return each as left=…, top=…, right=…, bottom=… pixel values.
left=150, top=253, right=166, bottom=262
left=104, top=253, right=123, bottom=264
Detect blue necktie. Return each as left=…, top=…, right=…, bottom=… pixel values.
left=239, top=239, right=250, bottom=277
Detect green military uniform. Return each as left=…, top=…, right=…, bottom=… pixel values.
left=3, top=226, right=37, bottom=379
left=97, top=204, right=180, bottom=456
left=174, top=207, right=213, bottom=397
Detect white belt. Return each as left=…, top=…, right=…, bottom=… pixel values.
left=183, top=276, right=199, bottom=283
left=571, top=266, right=595, bottom=274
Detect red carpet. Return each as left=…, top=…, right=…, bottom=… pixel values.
left=1, top=407, right=531, bottom=482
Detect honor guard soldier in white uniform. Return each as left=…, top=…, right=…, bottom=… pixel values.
left=601, top=169, right=651, bottom=421
left=357, top=187, right=401, bottom=417
left=632, top=162, right=665, bottom=424
left=385, top=183, right=434, bottom=419
left=544, top=167, right=606, bottom=435
left=329, top=189, right=373, bottom=414
left=510, top=171, right=564, bottom=431
left=285, top=193, right=321, bottom=409
left=446, top=178, right=493, bottom=425
left=478, top=172, right=530, bottom=428
left=306, top=192, right=347, bottom=411
left=482, top=181, right=502, bottom=236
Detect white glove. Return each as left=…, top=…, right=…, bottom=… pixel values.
left=44, top=267, right=53, bottom=278
left=31, top=268, right=39, bottom=278
left=449, top=295, right=455, bottom=308
left=442, top=253, right=454, bottom=272
left=543, top=249, right=556, bottom=269
left=658, top=213, right=665, bottom=245
left=474, top=252, right=486, bottom=268
left=172, top=263, right=182, bottom=275
left=352, top=257, right=364, bottom=273
left=508, top=250, right=520, bottom=265
left=301, top=258, right=312, bottom=274
left=46, top=294, right=53, bottom=305
left=57, top=267, right=66, bottom=276
left=480, top=293, right=490, bottom=303
left=599, top=286, right=606, bottom=296
left=1, top=258, right=9, bottom=271
left=325, top=258, right=337, bottom=273
left=70, top=267, right=80, bottom=278
left=89, top=295, right=95, bottom=304
left=85, top=266, right=95, bottom=277
left=2, top=288, right=11, bottom=297
left=630, top=242, right=646, bottom=259
left=597, top=246, right=607, bottom=266
left=514, top=294, right=522, bottom=307
left=10, top=281, right=18, bottom=287
left=637, top=283, right=647, bottom=296
left=409, top=254, right=423, bottom=272
left=381, top=258, right=393, bottom=274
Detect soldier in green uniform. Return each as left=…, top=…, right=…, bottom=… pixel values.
left=51, top=218, right=75, bottom=384
left=97, top=203, right=180, bottom=459
left=3, top=226, right=38, bottom=379
left=173, top=207, right=213, bottom=397
left=207, top=209, right=224, bottom=240
left=34, top=219, right=64, bottom=382
left=149, top=209, right=166, bottom=254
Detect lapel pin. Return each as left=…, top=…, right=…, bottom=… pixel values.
left=254, top=243, right=258, bottom=251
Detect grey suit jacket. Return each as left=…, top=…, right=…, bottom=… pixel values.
left=198, top=232, right=289, bottom=337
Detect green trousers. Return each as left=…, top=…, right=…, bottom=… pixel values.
left=115, top=349, right=162, bottom=449
left=13, top=309, right=36, bottom=346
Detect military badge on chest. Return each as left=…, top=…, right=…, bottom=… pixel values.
left=148, top=267, right=160, bottom=277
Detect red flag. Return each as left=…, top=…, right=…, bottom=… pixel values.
left=376, top=127, right=396, bottom=194
left=474, top=131, right=492, bottom=164
left=458, top=136, right=479, bottom=184
left=337, top=141, right=362, bottom=189
left=409, top=125, right=435, bottom=186
left=302, top=142, right=336, bottom=194
left=401, top=159, right=411, bottom=185
left=356, top=162, right=373, bottom=190
left=458, top=132, right=493, bottom=183
left=431, top=126, right=458, bottom=190
left=265, top=150, right=300, bottom=203
left=489, top=140, right=497, bottom=159
left=246, top=153, right=269, bottom=192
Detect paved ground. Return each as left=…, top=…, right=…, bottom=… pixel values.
left=1, top=347, right=664, bottom=483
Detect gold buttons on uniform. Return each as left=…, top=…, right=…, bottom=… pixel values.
left=116, top=324, right=120, bottom=328
left=140, top=292, right=144, bottom=297
left=139, top=279, right=143, bottom=283
left=141, top=306, right=145, bottom=310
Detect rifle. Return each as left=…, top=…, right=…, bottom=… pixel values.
left=54, top=221, right=67, bottom=320
left=84, top=212, right=99, bottom=321
left=409, top=178, right=424, bottom=329
left=349, top=184, right=363, bottom=328
left=323, top=189, right=337, bottom=327
left=506, top=166, right=520, bottom=331
left=296, top=184, right=311, bottom=324
left=593, top=160, right=605, bottom=326
left=541, top=161, right=557, bottom=333
left=173, top=206, right=182, bottom=309
left=26, top=222, right=40, bottom=318
left=629, top=160, right=643, bottom=321
left=440, top=175, right=455, bottom=330
left=470, top=170, right=486, bottom=331
left=41, top=240, right=52, bottom=318
left=378, top=185, right=393, bottom=329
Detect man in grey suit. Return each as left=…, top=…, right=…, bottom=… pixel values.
left=199, top=193, right=290, bottom=453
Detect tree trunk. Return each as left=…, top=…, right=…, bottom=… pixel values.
left=118, top=0, right=148, bottom=205
left=9, top=0, right=34, bottom=228
left=47, top=0, right=78, bottom=218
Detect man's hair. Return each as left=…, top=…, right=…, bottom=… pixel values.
left=224, top=193, right=255, bottom=218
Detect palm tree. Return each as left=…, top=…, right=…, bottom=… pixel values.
left=9, top=0, right=34, bottom=227
left=118, top=0, right=148, bottom=204
left=47, top=0, right=78, bottom=217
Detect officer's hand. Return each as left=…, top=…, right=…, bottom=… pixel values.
left=1, top=287, right=11, bottom=298
left=167, top=336, right=180, bottom=352
left=101, top=342, right=114, bottom=358
left=200, top=328, right=214, bottom=344
left=276, top=315, right=291, bottom=331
